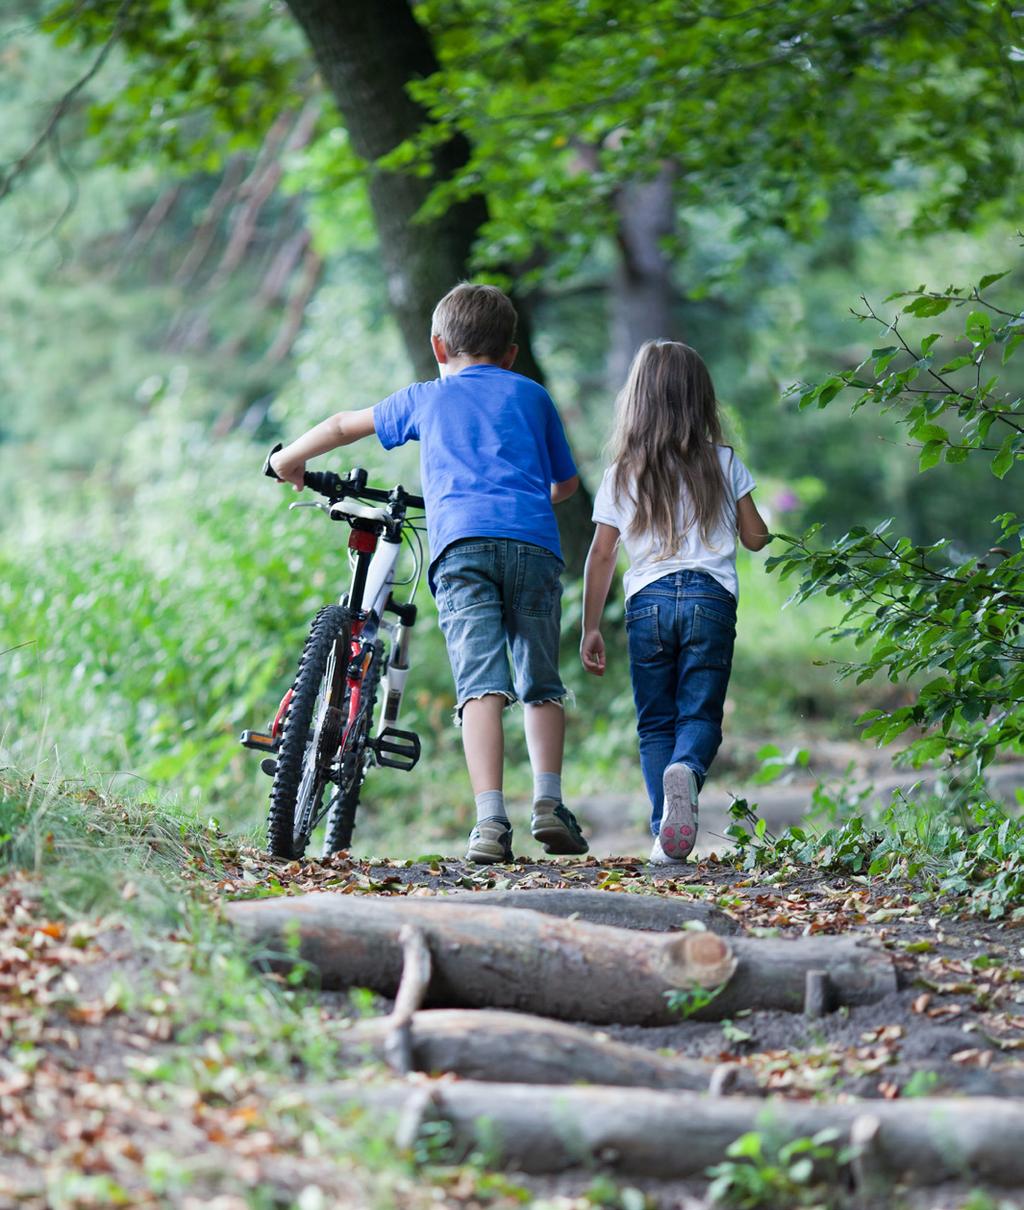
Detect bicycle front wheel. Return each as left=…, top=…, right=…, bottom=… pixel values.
left=268, top=605, right=352, bottom=860
left=322, top=639, right=383, bottom=857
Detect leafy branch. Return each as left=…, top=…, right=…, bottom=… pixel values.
left=775, top=271, right=1024, bottom=779
left=0, top=0, right=130, bottom=204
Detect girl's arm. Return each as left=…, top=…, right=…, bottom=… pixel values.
left=737, top=492, right=771, bottom=551
left=270, top=408, right=378, bottom=489
left=580, top=523, right=620, bottom=676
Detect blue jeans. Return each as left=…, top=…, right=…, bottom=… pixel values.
left=434, top=538, right=566, bottom=715
left=625, top=570, right=737, bottom=835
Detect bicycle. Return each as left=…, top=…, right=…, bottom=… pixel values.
left=240, top=443, right=426, bottom=860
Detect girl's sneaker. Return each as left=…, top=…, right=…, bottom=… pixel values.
left=658, top=763, right=699, bottom=860
left=649, top=835, right=686, bottom=864
left=465, top=817, right=513, bottom=864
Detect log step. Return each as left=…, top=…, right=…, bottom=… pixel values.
left=227, top=893, right=896, bottom=1024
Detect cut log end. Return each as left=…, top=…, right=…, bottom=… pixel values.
left=660, top=931, right=737, bottom=990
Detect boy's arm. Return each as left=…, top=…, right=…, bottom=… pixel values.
left=580, top=523, right=620, bottom=676
left=551, top=474, right=579, bottom=504
left=270, top=408, right=378, bottom=489
left=737, top=492, right=771, bottom=551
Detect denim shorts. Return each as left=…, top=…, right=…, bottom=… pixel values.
left=434, top=538, right=566, bottom=716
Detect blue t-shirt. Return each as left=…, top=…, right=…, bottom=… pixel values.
left=373, top=365, right=576, bottom=588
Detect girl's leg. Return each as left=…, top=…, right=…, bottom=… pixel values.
left=671, top=595, right=736, bottom=785
left=626, top=593, right=679, bottom=835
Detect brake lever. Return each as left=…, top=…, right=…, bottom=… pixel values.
left=288, top=501, right=330, bottom=512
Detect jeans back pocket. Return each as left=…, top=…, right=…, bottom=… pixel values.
left=625, top=604, right=662, bottom=662
left=691, top=602, right=736, bottom=669
left=437, top=542, right=500, bottom=616
left=512, top=545, right=563, bottom=618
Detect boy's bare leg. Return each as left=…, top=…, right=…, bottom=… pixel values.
left=523, top=700, right=565, bottom=778
left=462, top=694, right=513, bottom=863
left=526, top=701, right=588, bottom=854
left=461, top=694, right=506, bottom=794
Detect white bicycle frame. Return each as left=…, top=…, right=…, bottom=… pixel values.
left=293, top=496, right=416, bottom=732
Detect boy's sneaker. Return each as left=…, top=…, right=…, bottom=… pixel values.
left=658, top=763, right=699, bottom=860
left=531, top=798, right=589, bottom=855
left=465, top=816, right=513, bottom=864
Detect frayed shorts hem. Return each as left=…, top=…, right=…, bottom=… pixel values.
left=452, top=689, right=573, bottom=726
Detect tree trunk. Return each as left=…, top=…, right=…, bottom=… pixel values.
left=344, top=1007, right=758, bottom=1093
left=281, top=0, right=486, bottom=381
left=315, top=1081, right=1024, bottom=1186
left=281, top=0, right=593, bottom=571
left=225, top=895, right=896, bottom=1024
left=609, top=164, right=679, bottom=389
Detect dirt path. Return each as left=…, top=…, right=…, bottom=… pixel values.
left=7, top=775, right=1024, bottom=1208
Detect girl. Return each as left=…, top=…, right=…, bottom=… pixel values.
left=581, top=341, right=769, bottom=863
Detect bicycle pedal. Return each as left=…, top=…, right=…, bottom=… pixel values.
left=372, top=727, right=421, bottom=771
left=240, top=729, right=278, bottom=753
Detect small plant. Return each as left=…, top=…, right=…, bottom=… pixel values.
left=707, top=1127, right=847, bottom=1208
left=664, top=981, right=725, bottom=1019
left=727, top=786, right=1024, bottom=919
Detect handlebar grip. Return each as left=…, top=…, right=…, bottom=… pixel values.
left=263, top=442, right=284, bottom=481
left=304, top=470, right=344, bottom=498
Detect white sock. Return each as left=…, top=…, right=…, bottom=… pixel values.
left=533, top=773, right=562, bottom=804
left=475, top=790, right=507, bottom=823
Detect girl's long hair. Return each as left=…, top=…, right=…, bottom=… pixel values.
left=610, top=340, right=729, bottom=554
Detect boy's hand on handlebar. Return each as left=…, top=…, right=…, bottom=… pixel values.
left=580, top=629, right=606, bottom=676
left=270, top=447, right=306, bottom=491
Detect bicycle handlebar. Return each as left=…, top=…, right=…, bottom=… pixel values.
left=263, top=443, right=425, bottom=510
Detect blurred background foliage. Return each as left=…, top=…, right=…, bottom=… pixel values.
left=1, top=0, right=1021, bottom=851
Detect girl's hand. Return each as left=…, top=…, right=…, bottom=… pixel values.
left=580, top=629, right=606, bottom=676
left=270, top=447, right=306, bottom=490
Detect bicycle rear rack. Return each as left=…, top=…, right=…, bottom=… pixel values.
left=372, top=727, right=421, bottom=771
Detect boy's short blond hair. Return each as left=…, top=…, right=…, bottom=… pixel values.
left=431, top=283, right=517, bottom=362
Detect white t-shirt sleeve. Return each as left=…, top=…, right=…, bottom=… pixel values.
left=591, top=467, right=622, bottom=529
left=729, top=451, right=756, bottom=501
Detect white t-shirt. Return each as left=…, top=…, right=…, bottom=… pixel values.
left=592, top=446, right=756, bottom=601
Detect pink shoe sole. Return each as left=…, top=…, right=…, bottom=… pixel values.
left=659, top=764, right=698, bottom=859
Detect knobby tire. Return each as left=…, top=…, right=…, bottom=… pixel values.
left=268, top=605, right=351, bottom=859
left=322, top=640, right=383, bottom=857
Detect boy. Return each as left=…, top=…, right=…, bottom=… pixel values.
left=269, top=282, right=588, bottom=864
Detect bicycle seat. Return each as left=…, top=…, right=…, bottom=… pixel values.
left=329, top=500, right=389, bottom=524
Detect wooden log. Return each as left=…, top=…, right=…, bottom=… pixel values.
left=804, top=969, right=831, bottom=1018
left=226, top=895, right=896, bottom=1024
left=344, top=1008, right=758, bottom=1094
left=436, top=887, right=735, bottom=933
left=314, top=1081, right=1024, bottom=1186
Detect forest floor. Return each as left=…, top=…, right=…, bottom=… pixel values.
left=5, top=768, right=1024, bottom=1209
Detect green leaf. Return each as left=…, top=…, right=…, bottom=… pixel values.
left=918, top=440, right=944, bottom=471
left=903, top=296, right=951, bottom=317
left=978, top=272, right=1008, bottom=290
left=938, top=355, right=974, bottom=373
left=992, top=433, right=1016, bottom=479
left=966, top=310, right=993, bottom=344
